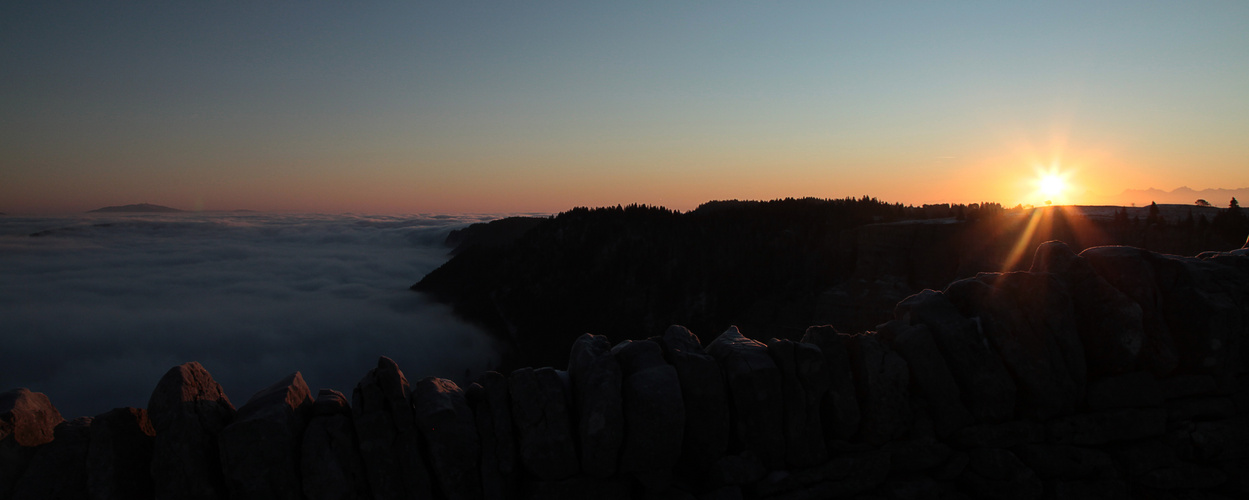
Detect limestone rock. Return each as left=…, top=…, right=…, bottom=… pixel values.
left=880, top=320, right=972, bottom=438
left=466, top=372, right=517, bottom=500
left=0, top=388, right=63, bottom=499
left=352, top=356, right=432, bottom=500
left=658, top=325, right=729, bottom=475
left=1080, top=246, right=1179, bottom=376
left=147, top=361, right=236, bottom=500
left=566, top=333, right=623, bottom=478
left=705, top=326, right=785, bottom=469
left=765, top=338, right=828, bottom=468
left=301, top=389, right=369, bottom=500
left=9, top=417, right=91, bottom=500
left=219, top=372, right=315, bottom=500
left=895, top=289, right=1016, bottom=422
left=412, top=377, right=482, bottom=500
left=508, top=367, right=578, bottom=481
left=612, top=339, right=684, bottom=485
left=843, top=332, right=911, bottom=446
left=800, top=325, right=861, bottom=442
left=87, top=407, right=155, bottom=500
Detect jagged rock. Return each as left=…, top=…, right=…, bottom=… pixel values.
left=1080, top=246, right=1179, bottom=376
left=566, top=333, right=623, bottom=478
left=960, top=448, right=1042, bottom=500
left=1047, top=408, right=1167, bottom=446
left=944, top=272, right=1083, bottom=420
left=799, top=325, right=861, bottom=442
left=1032, top=241, right=1145, bottom=376
left=218, top=372, right=314, bottom=500
left=412, top=378, right=482, bottom=500
left=705, top=326, right=785, bottom=469
left=352, top=356, right=432, bottom=500
left=950, top=420, right=1044, bottom=449
left=147, top=361, right=236, bottom=500
left=508, top=367, right=578, bottom=481
left=1085, top=371, right=1162, bottom=410
left=659, top=325, right=729, bottom=476
left=1013, top=445, right=1116, bottom=481
left=612, top=339, right=684, bottom=487
left=9, top=417, right=91, bottom=500
left=765, top=338, right=828, bottom=468
left=843, top=332, right=911, bottom=446
left=301, top=389, right=369, bottom=500
left=87, top=407, right=155, bottom=500
left=895, top=290, right=1016, bottom=423
left=466, top=372, right=517, bottom=500
left=0, top=388, right=63, bottom=499
left=752, top=450, right=891, bottom=499
left=880, top=320, right=971, bottom=438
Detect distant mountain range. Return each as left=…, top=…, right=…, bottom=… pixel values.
left=1101, top=187, right=1249, bottom=208
left=87, top=203, right=184, bottom=213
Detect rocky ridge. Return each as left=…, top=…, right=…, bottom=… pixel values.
left=3, top=240, right=1249, bottom=499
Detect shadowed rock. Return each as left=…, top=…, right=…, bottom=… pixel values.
left=466, top=372, right=517, bottom=500
left=87, top=407, right=154, bottom=500
left=219, top=372, right=315, bottom=500
left=960, top=448, right=1042, bottom=500
left=301, top=389, right=369, bottom=500
left=10, top=417, right=91, bottom=500
left=895, top=289, right=1016, bottom=422
left=352, top=356, right=432, bottom=500
left=147, top=362, right=236, bottom=500
left=1, top=388, right=63, bottom=499
left=800, top=326, right=861, bottom=442
left=612, top=339, right=684, bottom=488
left=880, top=320, right=971, bottom=438
left=508, top=367, right=578, bottom=481
left=705, top=326, right=785, bottom=470
left=413, top=378, right=482, bottom=500
left=658, top=325, right=729, bottom=478
left=1081, top=246, right=1179, bottom=376
left=843, top=332, right=911, bottom=446
left=766, top=338, right=828, bottom=468
left=1151, top=251, right=1249, bottom=381
left=1032, top=241, right=1145, bottom=375
left=566, top=334, right=623, bottom=478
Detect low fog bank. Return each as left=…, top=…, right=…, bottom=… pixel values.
left=0, top=212, right=512, bottom=418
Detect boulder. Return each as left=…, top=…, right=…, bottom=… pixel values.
left=87, top=407, right=155, bottom=500
left=612, top=340, right=684, bottom=487
left=566, top=334, right=623, bottom=478
left=412, top=378, right=482, bottom=500
left=218, top=372, right=315, bottom=500
left=705, top=326, right=785, bottom=469
left=1031, top=241, right=1145, bottom=376
left=466, top=372, right=517, bottom=500
left=843, top=332, right=911, bottom=446
left=1080, top=246, right=1179, bottom=376
left=508, top=367, right=578, bottom=481
left=800, top=326, right=861, bottom=442
left=301, top=389, right=369, bottom=500
left=658, top=326, right=729, bottom=475
left=765, top=338, right=828, bottom=468
left=147, top=362, right=236, bottom=500
left=880, top=320, right=971, bottom=438
left=895, top=289, right=1016, bottom=422
left=9, top=417, right=91, bottom=500
left=0, top=388, right=63, bottom=498
left=352, top=356, right=432, bottom=500
left=1151, top=252, right=1249, bottom=381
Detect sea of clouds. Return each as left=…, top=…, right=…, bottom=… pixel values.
left=0, top=212, right=524, bottom=418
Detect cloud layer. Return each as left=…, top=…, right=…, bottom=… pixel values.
left=0, top=212, right=512, bottom=417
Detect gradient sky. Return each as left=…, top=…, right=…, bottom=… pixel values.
left=3, top=2, right=1247, bottom=214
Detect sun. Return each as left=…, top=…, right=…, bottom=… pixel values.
left=1031, top=164, right=1072, bottom=204
left=1039, top=173, right=1065, bottom=198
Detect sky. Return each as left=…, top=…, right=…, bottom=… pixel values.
left=3, top=1, right=1247, bottom=214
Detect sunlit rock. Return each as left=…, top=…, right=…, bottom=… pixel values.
left=301, top=389, right=369, bottom=500
left=412, top=377, right=482, bottom=500
left=352, top=357, right=432, bottom=500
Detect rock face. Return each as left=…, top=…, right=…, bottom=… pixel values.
left=412, top=378, right=482, bottom=500
left=301, top=389, right=369, bottom=500
left=352, top=356, right=431, bottom=500
left=508, top=367, right=578, bottom=481
left=706, top=326, right=786, bottom=470
left=218, top=372, right=315, bottom=500
left=147, top=361, right=236, bottom=500
left=843, top=332, right=911, bottom=446
left=9, top=417, right=92, bottom=500
left=800, top=326, right=861, bottom=442
left=86, top=407, right=155, bottom=500
left=466, top=372, right=517, bottom=500
left=0, top=388, right=63, bottom=498
left=766, top=338, right=828, bottom=468
left=658, top=325, right=729, bottom=477
left=611, top=340, right=684, bottom=486
left=565, top=334, right=623, bottom=478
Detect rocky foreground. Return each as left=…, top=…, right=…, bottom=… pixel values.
left=3, top=240, right=1249, bottom=500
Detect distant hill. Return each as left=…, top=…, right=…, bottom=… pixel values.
left=1103, top=186, right=1249, bottom=208
left=88, top=203, right=184, bottom=213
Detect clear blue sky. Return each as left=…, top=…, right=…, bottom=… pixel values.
left=3, top=1, right=1247, bottom=213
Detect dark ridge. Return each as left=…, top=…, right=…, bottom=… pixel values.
left=443, top=216, right=546, bottom=255
left=87, top=203, right=184, bottom=213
